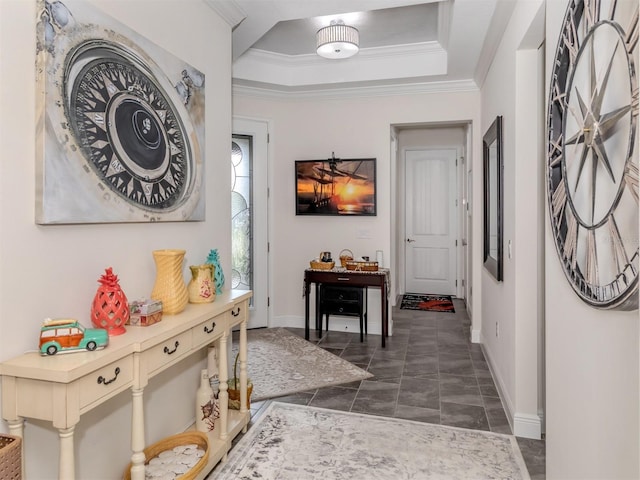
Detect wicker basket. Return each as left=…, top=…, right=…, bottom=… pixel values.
left=0, top=435, right=21, bottom=480
left=339, top=249, right=354, bottom=267
left=309, top=260, right=335, bottom=270
left=123, top=431, right=209, bottom=480
left=229, top=352, right=253, bottom=410
left=345, top=260, right=379, bottom=271
left=228, top=382, right=253, bottom=410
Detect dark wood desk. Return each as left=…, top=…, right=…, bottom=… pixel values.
left=304, top=268, right=390, bottom=347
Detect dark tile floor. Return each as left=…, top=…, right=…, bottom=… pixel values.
left=246, top=298, right=546, bottom=479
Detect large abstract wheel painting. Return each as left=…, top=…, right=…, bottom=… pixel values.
left=36, top=0, right=205, bottom=223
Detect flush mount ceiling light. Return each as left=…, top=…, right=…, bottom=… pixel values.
left=316, top=20, right=359, bottom=59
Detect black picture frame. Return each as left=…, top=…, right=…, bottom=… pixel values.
left=295, top=158, right=377, bottom=216
left=483, top=116, right=504, bottom=281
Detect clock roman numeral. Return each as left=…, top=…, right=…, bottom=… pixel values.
left=632, top=87, right=639, bottom=118
left=585, top=229, right=598, bottom=286
left=551, top=180, right=567, bottom=222
left=564, top=208, right=579, bottom=271
left=584, top=0, right=601, bottom=33
left=624, top=161, right=639, bottom=203
left=626, top=8, right=639, bottom=55
left=548, top=135, right=564, bottom=168
left=608, top=215, right=630, bottom=274
left=563, top=10, right=580, bottom=65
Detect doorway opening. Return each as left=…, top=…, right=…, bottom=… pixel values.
left=391, top=123, right=471, bottom=305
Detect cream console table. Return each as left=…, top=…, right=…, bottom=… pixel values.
left=0, top=289, right=252, bottom=480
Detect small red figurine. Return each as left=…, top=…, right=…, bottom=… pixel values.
left=91, top=267, right=129, bottom=336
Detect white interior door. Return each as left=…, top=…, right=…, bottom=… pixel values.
left=232, top=118, right=268, bottom=329
left=405, top=148, right=457, bottom=295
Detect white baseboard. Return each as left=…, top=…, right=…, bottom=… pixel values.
left=270, top=315, right=385, bottom=336
left=270, top=315, right=304, bottom=329
left=481, top=335, right=543, bottom=440
left=513, top=413, right=543, bottom=439
left=471, top=327, right=481, bottom=343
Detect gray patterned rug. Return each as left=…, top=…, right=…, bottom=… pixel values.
left=234, top=328, right=372, bottom=401
left=213, top=402, right=531, bottom=479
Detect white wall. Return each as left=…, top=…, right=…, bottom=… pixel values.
left=545, top=0, right=639, bottom=477
left=232, top=89, right=482, bottom=337
left=0, top=1, right=232, bottom=478
left=479, top=0, right=544, bottom=439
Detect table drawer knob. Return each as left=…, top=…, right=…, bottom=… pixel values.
left=203, top=322, right=216, bottom=334
left=231, top=307, right=241, bottom=317
left=97, top=367, right=121, bottom=386
left=163, top=341, right=180, bottom=355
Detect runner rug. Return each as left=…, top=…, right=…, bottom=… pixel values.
left=400, top=293, right=455, bottom=313
left=233, top=328, right=372, bottom=401
left=212, top=402, right=531, bottom=480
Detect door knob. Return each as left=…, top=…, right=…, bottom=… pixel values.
left=406, top=238, right=415, bottom=243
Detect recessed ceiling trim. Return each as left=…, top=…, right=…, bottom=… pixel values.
left=232, top=78, right=478, bottom=100
left=233, top=42, right=447, bottom=87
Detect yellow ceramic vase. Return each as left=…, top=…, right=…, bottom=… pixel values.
left=188, top=264, right=216, bottom=304
left=151, top=249, right=189, bottom=314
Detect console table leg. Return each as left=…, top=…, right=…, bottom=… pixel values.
left=239, top=318, right=248, bottom=433
left=218, top=332, right=229, bottom=444
left=58, top=426, right=75, bottom=480
left=130, top=387, right=146, bottom=480
left=304, top=280, right=310, bottom=340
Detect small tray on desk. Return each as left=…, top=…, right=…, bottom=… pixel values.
left=344, top=260, right=378, bottom=271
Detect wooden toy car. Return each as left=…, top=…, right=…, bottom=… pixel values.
left=39, top=318, right=109, bottom=355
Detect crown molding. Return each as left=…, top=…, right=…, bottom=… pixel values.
left=232, top=78, right=479, bottom=100
left=233, top=42, right=448, bottom=88
left=203, top=0, right=247, bottom=28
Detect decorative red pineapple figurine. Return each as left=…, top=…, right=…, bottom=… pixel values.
left=91, top=267, right=129, bottom=336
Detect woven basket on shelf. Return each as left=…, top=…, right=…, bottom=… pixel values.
left=0, top=435, right=21, bottom=480
left=122, top=431, right=209, bottom=480
left=309, top=260, right=335, bottom=270
left=339, top=249, right=354, bottom=267
left=229, top=352, right=253, bottom=410
left=345, top=260, right=379, bottom=272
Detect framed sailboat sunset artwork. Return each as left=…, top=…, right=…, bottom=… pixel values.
left=295, top=157, right=376, bottom=216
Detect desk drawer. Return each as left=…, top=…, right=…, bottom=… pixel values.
left=321, top=286, right=363, bottom=302
left=79, top=357, right=134, bottom=408
left=192, top=315, right=225, bottom=348
left=143, top=331, right=193, bottom=375
left=228, top=300, right=248, bottom=327
left=322, top=300, right=362, bottom=316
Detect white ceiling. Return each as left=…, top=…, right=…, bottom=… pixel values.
left=205, top=0, right=515, bottom=93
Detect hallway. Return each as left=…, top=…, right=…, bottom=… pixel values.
left=250, top=298, right=545, bottom=479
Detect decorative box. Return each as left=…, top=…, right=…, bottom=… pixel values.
left=128, top=299, right=163, bottom=326
left=129, top=311, right=162, bottom=326
left=129, top=299, right=162, bottom=315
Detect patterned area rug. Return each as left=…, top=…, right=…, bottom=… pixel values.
left=400, top=293, right=455, bottom=312
left=233, top=328, right=372, bottom=401
left=213, top=402, right=531, bottom=479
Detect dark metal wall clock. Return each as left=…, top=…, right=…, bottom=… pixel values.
left=547, top=0, right=639, bottom=309
left=36, top=0, right=205, bottom=223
